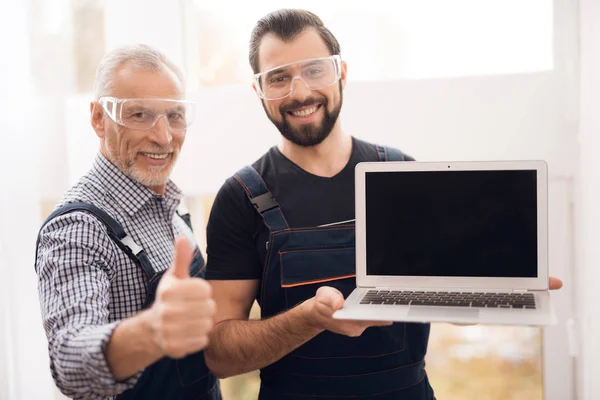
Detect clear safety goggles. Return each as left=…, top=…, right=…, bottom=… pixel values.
left=253, top=55, right=342, bottom=100
left=98, top=96, right=195, bottom=133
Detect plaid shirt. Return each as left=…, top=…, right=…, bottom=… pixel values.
left=35, top=153, right=197, bottom=399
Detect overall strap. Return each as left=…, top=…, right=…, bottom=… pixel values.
left=375, top=144, right=406, bottom=162
left=175, top=202, right=206, bottom=275
left=233, top=166, right=290, bottom=231
left=35, top=202, right=155, bottom=280
left=176, top=203, right=194, bottom=230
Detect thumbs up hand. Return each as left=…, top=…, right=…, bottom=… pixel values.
left=150, top=236, right=216, bottom=359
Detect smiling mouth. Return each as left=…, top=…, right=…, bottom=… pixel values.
left=139, top=152, right=170, bottom=160
left=287, top=104, right=322, bottom=117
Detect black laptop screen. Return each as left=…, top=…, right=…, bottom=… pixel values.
left=365, top=169, right=538, bottom=277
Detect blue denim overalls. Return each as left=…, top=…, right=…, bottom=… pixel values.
left=36, top=202, right=221, bottom=400
left=233, top=145, right=434, bottom=399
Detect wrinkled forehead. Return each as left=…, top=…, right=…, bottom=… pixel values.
left=111, top=63, right=184, bottom=100
left=120, top=98, right=190, bottom=112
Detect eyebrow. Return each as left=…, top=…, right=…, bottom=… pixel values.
left=301, top=60, right=326, bottom=68
left=264, top=68, right=287, bottom=80
left=123, top=104, right=147, bottom=112
left=167, top=104, right=186, bottom=113
left=263, top=59, right=327, bottom=77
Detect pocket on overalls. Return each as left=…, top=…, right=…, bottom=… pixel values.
left=279, top=247, right=407, bottom=359
left=280, top=247, right=356, bottom=307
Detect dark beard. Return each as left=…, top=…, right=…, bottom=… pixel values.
left=263, top=83, right=343, bottom=147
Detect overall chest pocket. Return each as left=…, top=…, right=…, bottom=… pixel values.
left=280, top=247, right=357, bottom=308
left=279, top=247, right=407, bottom=359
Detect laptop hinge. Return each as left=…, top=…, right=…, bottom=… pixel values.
left=512, top=289, right=529, bottom=293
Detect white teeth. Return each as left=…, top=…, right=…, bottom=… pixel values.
left=292, top=106, right=318, bottom=117
left=143, top=153, right=169, bottom=160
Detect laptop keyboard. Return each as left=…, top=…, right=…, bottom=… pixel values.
left=360, top=290, right=536, bottom=309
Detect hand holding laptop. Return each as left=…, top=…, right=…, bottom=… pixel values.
left=305, top=286, right=393, bottom=336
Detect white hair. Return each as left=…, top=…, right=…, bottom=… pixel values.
left=93, top=44, right=185, bottom=100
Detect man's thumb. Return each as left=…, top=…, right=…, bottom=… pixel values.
left=170, top=236, right=193, bottom=279
left=316, top=286, right=345, bottom=311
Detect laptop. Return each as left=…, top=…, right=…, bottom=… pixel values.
left=332, top=160, right=557, bottom=326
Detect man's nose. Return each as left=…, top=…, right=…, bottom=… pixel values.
left=149, top=116, right=172, bottom=146
left=288, top=77, right=313, bottom=101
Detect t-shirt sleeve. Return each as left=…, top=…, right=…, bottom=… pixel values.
left=205, top=178, right=262, bottom=280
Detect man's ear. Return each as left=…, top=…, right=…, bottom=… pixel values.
left=340, top=60, right=348, bottom=90
left=252, top=82, right=262, bottom=101
left=90, top=102, right=105, bottom=139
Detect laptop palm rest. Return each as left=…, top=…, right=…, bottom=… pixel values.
left=408, top=307, right=480, bottom=319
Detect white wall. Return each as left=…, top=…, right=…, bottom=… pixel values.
left=0, top=1, right=56, bottom=399
left=170, top=73, right=577, bottom=191
left=575, top=0, right=600, bottom=398
left=104, top=0, right=184, bottom=67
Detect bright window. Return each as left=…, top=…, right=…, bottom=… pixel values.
left=188, top=0, right=553, bottom=87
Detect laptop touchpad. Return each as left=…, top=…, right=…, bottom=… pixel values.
left=408, top=307, right=479, bottom=319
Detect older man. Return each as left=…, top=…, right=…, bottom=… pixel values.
left=34, top=44, right=220, bottom=399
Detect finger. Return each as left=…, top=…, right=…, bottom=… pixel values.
left=169, top=236, right=193, bottom=279
left=315, top=286, right=345, bottom=311
left=549, top=277, right=563, bottom=290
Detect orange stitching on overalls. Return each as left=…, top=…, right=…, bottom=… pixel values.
left=233, top=169, right=351, bottom=327
left=281, top=274, right=356, bottom=288
left=278, top=247, right=355, bottom=288
left=375, top=144, right=385, bottom=162
left=269, top=226, right=355, bottom=313
left=192, top=263, right=207, bottom=277
left=233, top=174, right=253, bottom=198
left=191, top=249, right=207, bottom=276
left=261, top=238, right=275, bottom=310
